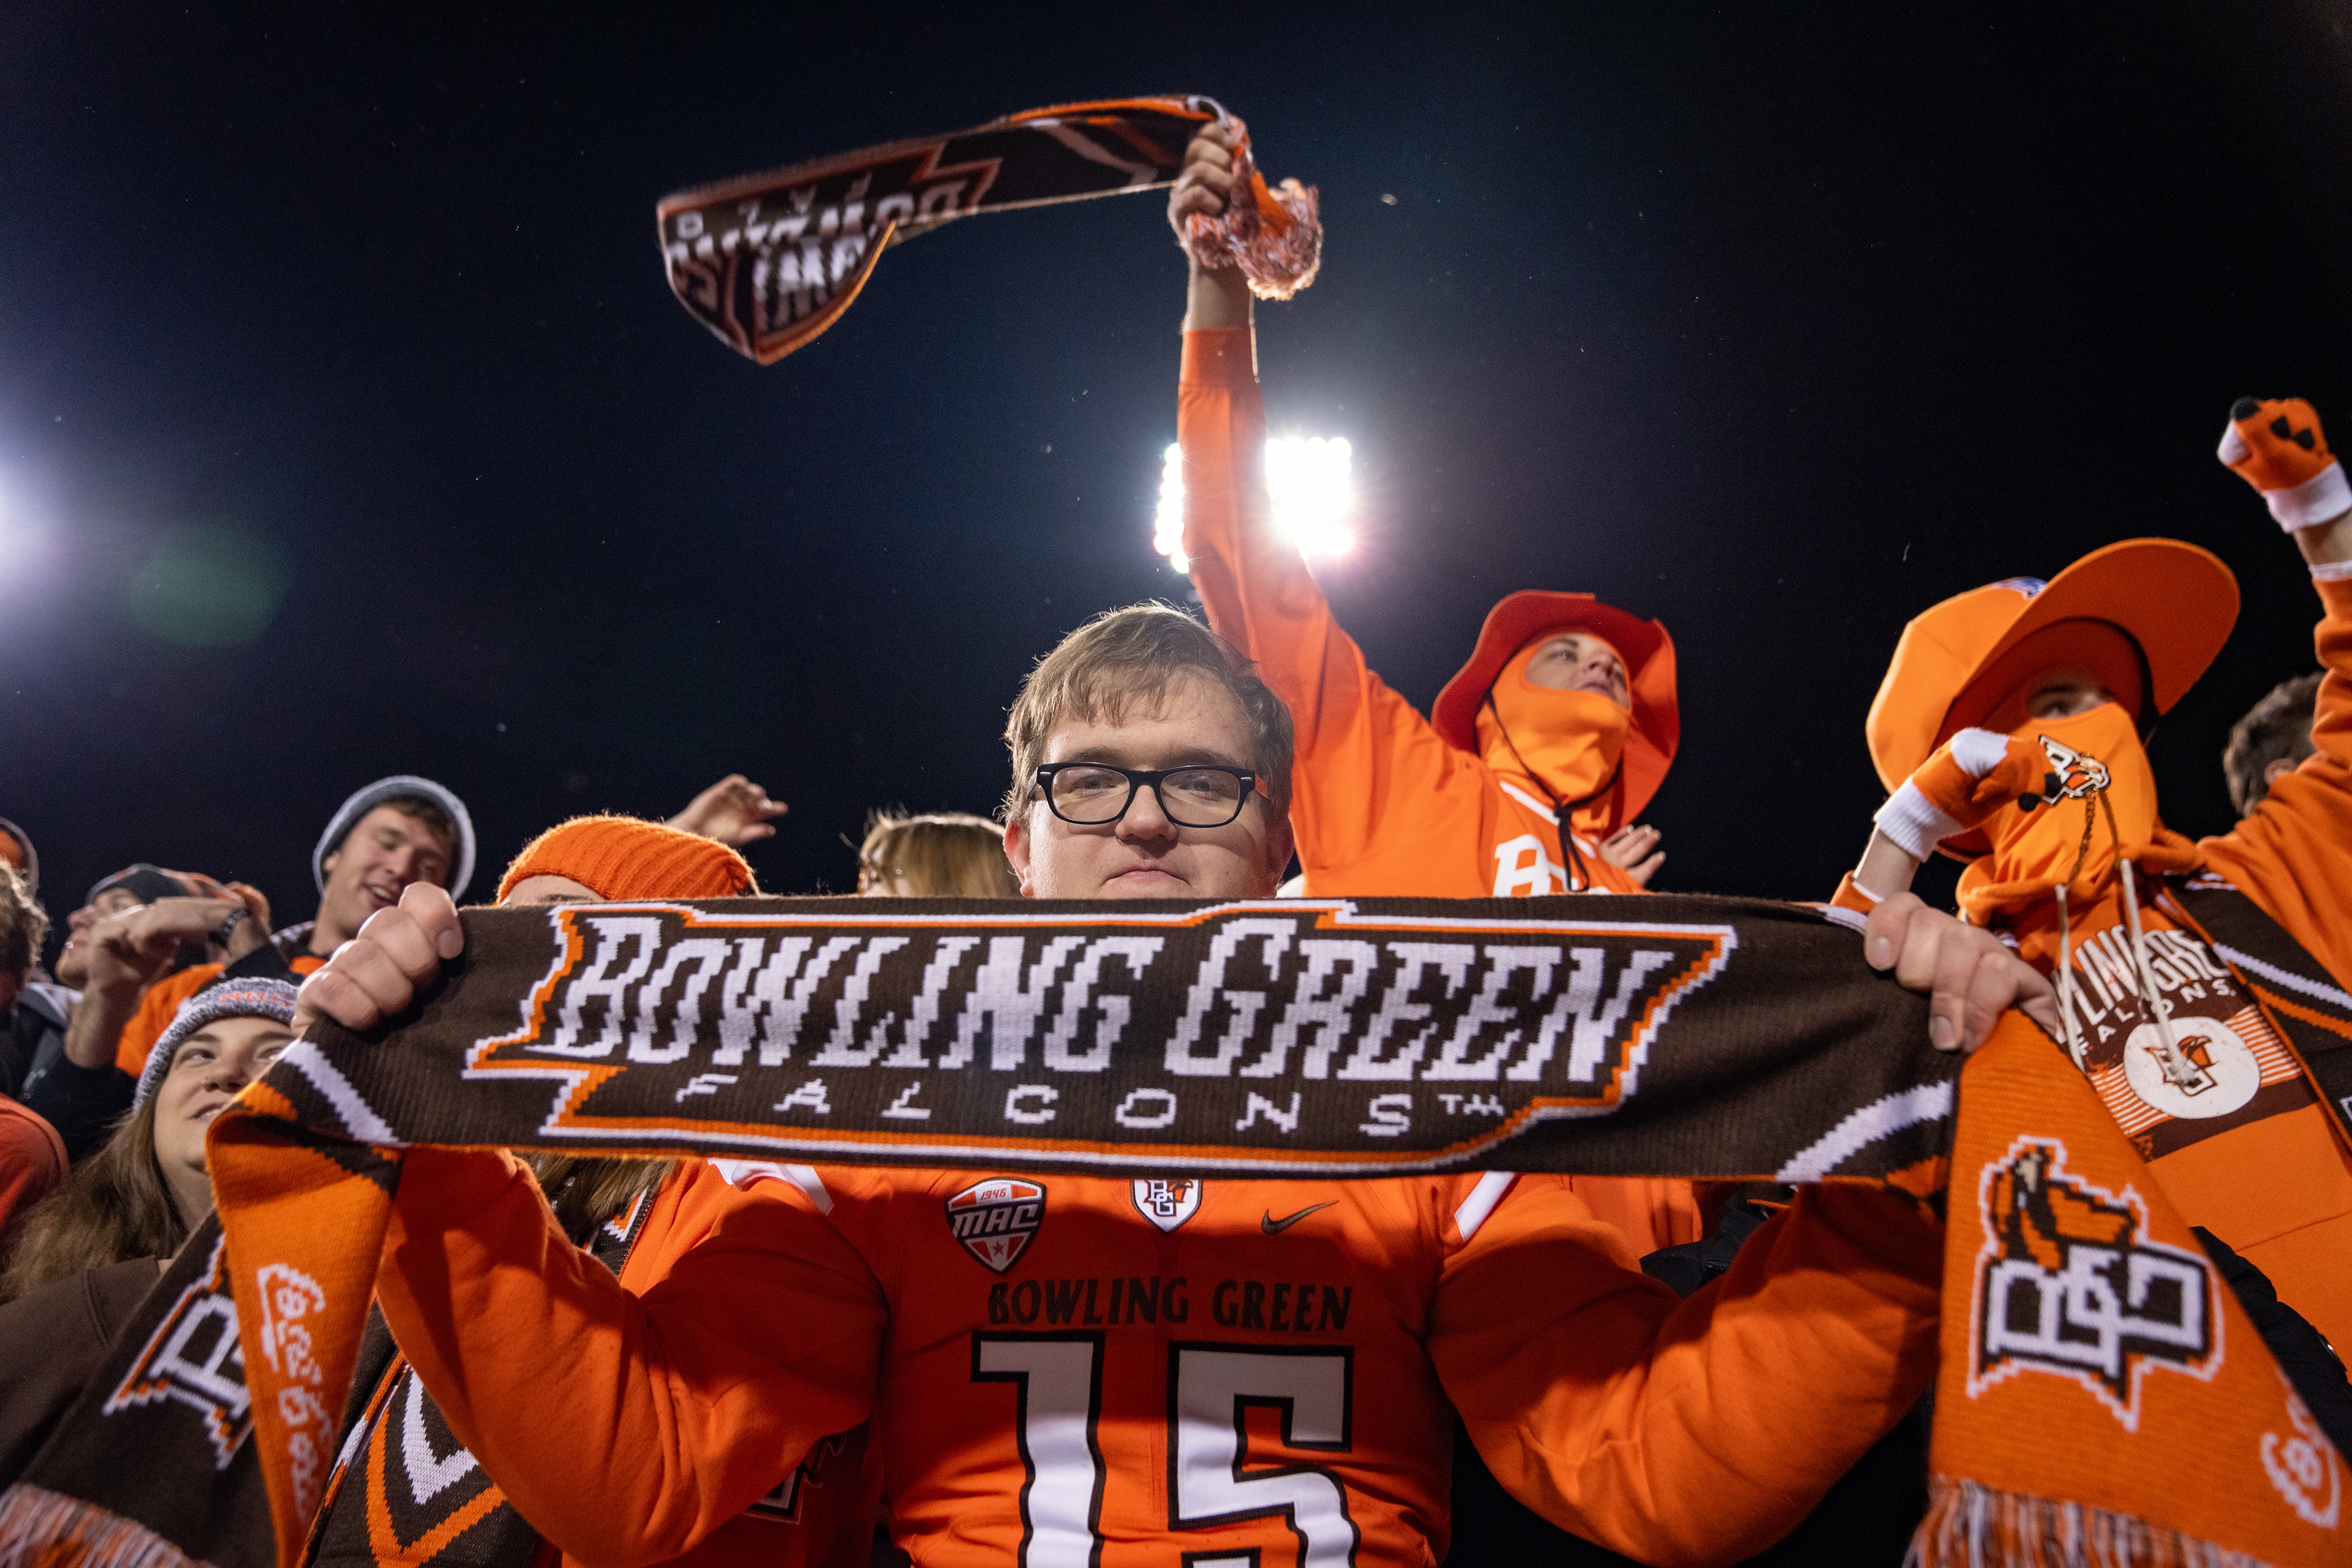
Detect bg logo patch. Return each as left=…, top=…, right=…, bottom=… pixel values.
left=1967, top=1137, right=2220, bottom=1429
left=1131, top=1178, right=1202, bottom=1232
left=946, top=1177, right=1046, bottom=1273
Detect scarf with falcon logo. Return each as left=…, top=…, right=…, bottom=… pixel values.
left=0, top=894, right=2339, bottom=1567
left=658, top=96, right=1318, bottom=366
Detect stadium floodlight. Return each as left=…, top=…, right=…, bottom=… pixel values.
left=1150, top=435, right=1355, bottom=571
left=1153, top=443, right=1189, bottom=573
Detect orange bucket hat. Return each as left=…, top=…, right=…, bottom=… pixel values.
left=497, top=816, right=755, bottom=903
left=1864, top=538, right=2239, bottom=793
left=1430, top=590, right=1679, bottom=823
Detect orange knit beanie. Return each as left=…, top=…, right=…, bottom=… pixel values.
left=496, top=816, right=755, bottom=903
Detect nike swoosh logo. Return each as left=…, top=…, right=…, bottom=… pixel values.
left=1261, top=1200, right=1336, bottom=1235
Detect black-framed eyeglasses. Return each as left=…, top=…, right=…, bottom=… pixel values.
left=1031, top=763, right=1259, bottom=828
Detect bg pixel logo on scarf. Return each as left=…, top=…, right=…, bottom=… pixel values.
left=1966, top=1137, right=2221, bottom=1430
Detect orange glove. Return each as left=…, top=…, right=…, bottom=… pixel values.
left=1872, top=728, right=2053, bottom=861
left=2219, top=396, right=2352, bottom=531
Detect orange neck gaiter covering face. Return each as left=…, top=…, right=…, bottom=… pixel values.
left=1473, top=638, right=1631, bottom=828
left=1971, top=702, right=2160, bottom=913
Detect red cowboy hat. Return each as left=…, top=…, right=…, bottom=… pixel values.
left=1430, top=590, right=1679, bottom=826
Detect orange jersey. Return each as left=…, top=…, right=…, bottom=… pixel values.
left=374, top=1152, right=1939, bottom=1568
left=1177, top=327, right=1644, bottom=902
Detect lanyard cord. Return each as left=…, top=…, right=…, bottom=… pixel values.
left=2049, top=779, right=2109, bottom=1074
left=2055, top=883, right=2085, bottom=1070
left=2046, top=788, right=2195, bottom=1088
left=2119, top=856, right=2198, bottom=1088
left=1482, top=690, right=1621, bottom=892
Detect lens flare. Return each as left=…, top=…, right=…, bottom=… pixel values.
left=1150, top=436, right=1355, bottom=570
left=1264, top=435, right=1354, bottom=557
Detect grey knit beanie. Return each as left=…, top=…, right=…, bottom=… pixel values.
left=134, top=976, right=301, bottom=1110
left=312, top=775, right=476, bottom=900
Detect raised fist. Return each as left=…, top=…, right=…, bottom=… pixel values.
left=2220, top=396, right=2351, bottom=532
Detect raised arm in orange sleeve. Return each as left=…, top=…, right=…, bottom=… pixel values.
left=1429, top=1177, right=1940, bottom=1567
left=1178, top=327, right=1518, bottom=892
left=374, top=1151, right=884, bottom=1568
left=2201, top=575, right=2352, bottom=986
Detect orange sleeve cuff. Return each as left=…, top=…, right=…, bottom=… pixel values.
left=1180, top=326, right=1256, bottom=389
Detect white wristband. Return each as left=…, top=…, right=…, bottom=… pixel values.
left=1872, top=780, right=1964, bottom=862
left=2267, top=459, right=2352, bottom=532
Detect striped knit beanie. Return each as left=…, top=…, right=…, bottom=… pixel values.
left=496, top=816, right=754, bottom=903
left=134, top=976, right=301, bottom=1110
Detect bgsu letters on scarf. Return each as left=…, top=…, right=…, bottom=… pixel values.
left=1, top=895, right=2339, bottom=1568
left=657, top=96, right=1319, bottom=364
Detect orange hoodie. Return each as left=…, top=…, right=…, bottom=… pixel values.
left=1847, top=574, right=2352, bottom=1349
left=1177, top=328, right=1648, bottom=903
left=1175, top=326, right=1698, bottom=1256
left=2146, top=574, right=2352, bottom=1347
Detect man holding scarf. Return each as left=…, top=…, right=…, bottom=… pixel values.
left=289, top=603, right=2045, bottom=1568
left=1840, top=395, right=2352, bottom=1350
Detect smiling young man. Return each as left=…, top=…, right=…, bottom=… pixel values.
left=84, top=777, right=477, bottom=1131
left=298, top=604, right=2049, bottom=1568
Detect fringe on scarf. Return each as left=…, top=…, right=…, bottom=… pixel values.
left=1906, top=1477, right=2271, bottom=1568
left=1180, top=136, right=1322, bottom=300
left=0, top=1485, right=206, bottom=1568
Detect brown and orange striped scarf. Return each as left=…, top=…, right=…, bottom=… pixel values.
left=1, top=895, right=2340, bottom=1567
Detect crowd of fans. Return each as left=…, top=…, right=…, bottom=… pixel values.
left=0, top=121, right=2343, bottom=1568
left=0, top=636, right=2331, bottom=1564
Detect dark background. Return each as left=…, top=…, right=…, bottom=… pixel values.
left=6, top=4, right=2350, bottom=944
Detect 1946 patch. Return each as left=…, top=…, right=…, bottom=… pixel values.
left=946, top=1177, right=1046, bottom=1273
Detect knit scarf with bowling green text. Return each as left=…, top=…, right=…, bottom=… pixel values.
left=0, top=894, right=2339, bottom=1567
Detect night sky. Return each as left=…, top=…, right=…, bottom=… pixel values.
left=6, top=6, right=2351, bottom=943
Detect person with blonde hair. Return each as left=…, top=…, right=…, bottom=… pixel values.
left=856, top=810, right=1020, bottom=897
